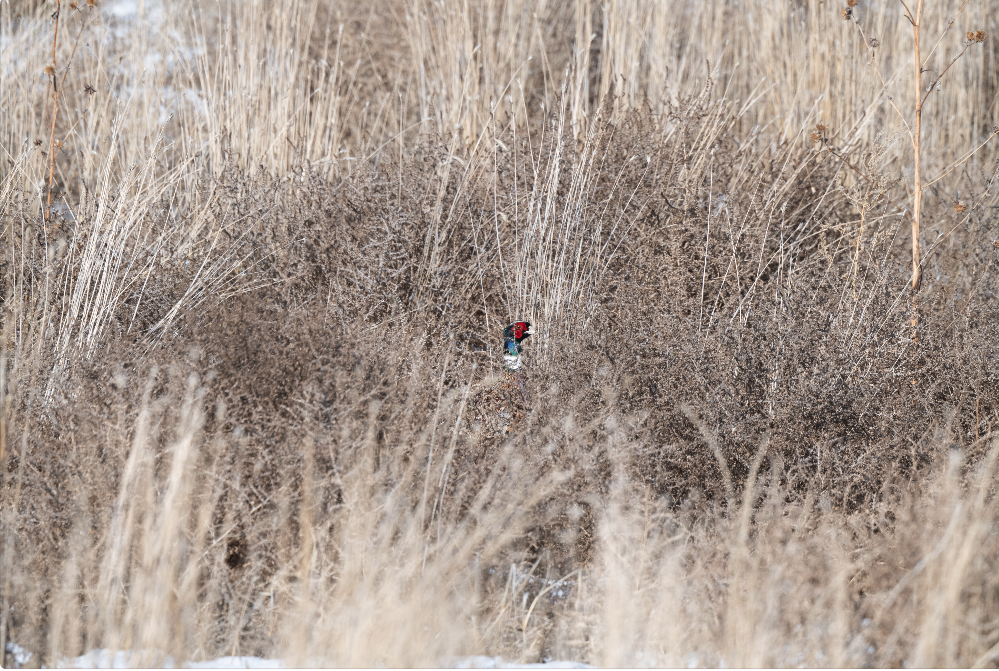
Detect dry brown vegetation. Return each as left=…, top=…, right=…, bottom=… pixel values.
left=3, top=0, right=999, bottom=667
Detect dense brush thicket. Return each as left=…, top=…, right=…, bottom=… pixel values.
left=3, top=99, right=999, bottom=665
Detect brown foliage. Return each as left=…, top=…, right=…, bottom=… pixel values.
left=3, top=99, right=999, bottom=665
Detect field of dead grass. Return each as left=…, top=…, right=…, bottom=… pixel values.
left=3, top=0, right=999, bottom=667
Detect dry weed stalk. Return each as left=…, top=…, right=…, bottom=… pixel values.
left=4, top=0, right=999, bottom=666
left=844, top=0, right=997, bottom=296
left=42, top=1, right=92, bottom=228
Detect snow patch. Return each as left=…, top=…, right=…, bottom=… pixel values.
left=67, top=649, right=281, bottom=668
left=6, top=641, right=33, bottom=666
left=456, top=657, right=592, bottom=669
left=63, top=649, right=587, bottom=669
left=187, top=657, right=283, bottom=669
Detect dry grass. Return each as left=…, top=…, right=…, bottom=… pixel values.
left=3, top=0, right=999, bottom=667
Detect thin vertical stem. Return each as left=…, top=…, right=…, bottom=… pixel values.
left=852, top=184, right=872, bottom=300
left=909, top=0, right=923, bottom=355
left=45, top=0, right=63, bottom=228
left=698, top=159, right=713, bottom=349
left=910, top=0, right=923, bottom=296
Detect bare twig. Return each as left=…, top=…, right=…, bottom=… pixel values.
left=896, top=0, right=916, bottom=24
left=919, top=0, right=971, bottom=68
left=909, top=0, right=924, bottom=295
left=924, top=128, right=999, bottom=189
left=44, top=0, right=64, bottom=227
left=919, top=42, right=972, bottom=109
left=822, top=144, right=911, bottom=224
left=44, top=3, right=91, bottom=229
left=851, top=20, right=913, bottom=141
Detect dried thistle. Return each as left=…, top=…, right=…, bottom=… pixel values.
left=70, top=2, right=78, bottom=9
left=967, top=30, right=986, bottom=43
left=33, top=140, right=43, bottom=147
left=84, top=83, right=96, bottom=95
left=44, top=65, right=55, bottom=76
left=86, top=0, right=97, bottom=7
left=811, top=123, right=828, bottom=144
left=841, top=7, right=853, bottom=19
left=846, top=0, right=858, bottom=6
left=954, top=202, right=967, bottom=213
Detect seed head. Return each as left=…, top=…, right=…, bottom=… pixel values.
left=33, top=139, right=43, bottom=147
left=869, top=38, right=879, bottom=48
left=841, top=7, right=853, bottom=19
left=810, top=131, right=822, bottom=143
left=70, top=2, right=78, bottom=8
left=86, top=0, right=97, bottom=7
left=967, top=30, right=986, bottom=43
left=954, top=202, right=967, bottom=213
left=815, top=123, right=828, bottom=132
left=44, top=65, right=55, bottom=76
left=847, top=0, right=858, bottom=6
left=84, top=84, right=96, bottom=95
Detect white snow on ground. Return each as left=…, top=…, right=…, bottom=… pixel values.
left=45, top=647, right=588, bottom=669
left=456, top=656, right=592, bottom=669
left=186, top=657, right=284, bottom=669
left=6, top=641, right=33, bottom=666
left=70, top=649, right=151, bottom=668
left=67, top=649, right=281, bottom=668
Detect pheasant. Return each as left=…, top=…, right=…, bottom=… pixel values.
left=469, top=321, right=534, bottom=438
left=502, top=321, right=533, bottom=371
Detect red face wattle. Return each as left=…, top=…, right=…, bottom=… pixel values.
left=503, top=321, right=532, bottom=343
